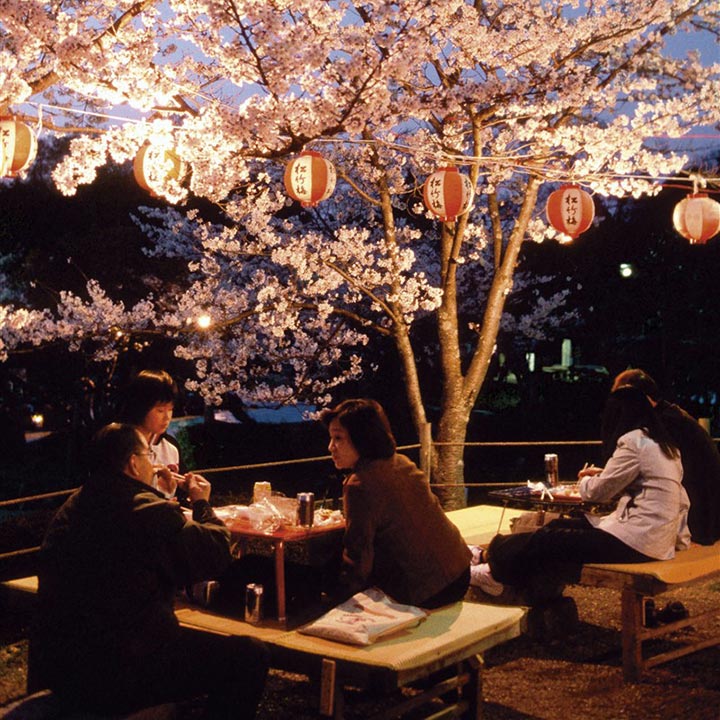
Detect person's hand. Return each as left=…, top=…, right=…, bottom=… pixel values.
left=154, top=466, right=184, bottom=497
left=181, top=473, right=212, bottom=504
left=577, top=463, right=602, bottom=480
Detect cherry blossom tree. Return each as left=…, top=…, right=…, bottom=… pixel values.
left=1, top=0, right=718, bottom=504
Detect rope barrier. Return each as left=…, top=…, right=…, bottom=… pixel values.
left=0, top=489, right=75, bottom=509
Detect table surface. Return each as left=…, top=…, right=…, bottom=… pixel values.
left=225, top=516, right=345, bottom=541
left=488, top=485, right=616, bottom=514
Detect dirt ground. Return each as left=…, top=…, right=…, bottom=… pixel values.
left=2, top=580, right=719, bottom=719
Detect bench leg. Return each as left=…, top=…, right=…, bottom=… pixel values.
left=319, top=658, right=342, bottom=718
left=461, top=654, right=484, bottom=720
left=620, top=587, right=644, bottom=681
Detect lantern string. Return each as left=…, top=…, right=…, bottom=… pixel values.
left=11, top=102, right=720, bottom=191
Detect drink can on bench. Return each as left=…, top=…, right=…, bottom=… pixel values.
left=245, top=583, right=263, bottom=624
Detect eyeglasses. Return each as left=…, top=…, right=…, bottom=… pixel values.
left=134, top=451, right=154, bottom=459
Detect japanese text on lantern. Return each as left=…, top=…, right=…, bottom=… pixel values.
left=427, top=176, right=443, bottom=208
left=563, top=194, right=578, bottom=227
left=292, top=164, right=309, bottom=196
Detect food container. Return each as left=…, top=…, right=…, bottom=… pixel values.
left=245, top=583, right=263, bottom=624
left=253, top=481, right=272, bottom=504
left=544, top=453, right=559, bottom=487
left=296, top=492, right=315, bottom=527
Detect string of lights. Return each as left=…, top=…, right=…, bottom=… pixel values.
left=3, top=102, right=720, bottom=242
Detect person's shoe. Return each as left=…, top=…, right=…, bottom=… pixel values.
left=657, top=600, right=689, bottom=624
left=469, top=563, right=504, bottom=597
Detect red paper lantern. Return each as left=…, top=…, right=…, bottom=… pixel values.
left=0, top=117, right=37, bottom=176
left=284, top=150, right=336, bottom=207
left=422, top=167, right=474, bottom=222
left=545, top=184, right=595, bottom=238
left=672, top=193, right=720, bottom=245
left=133, top=142, right=188, bottom=196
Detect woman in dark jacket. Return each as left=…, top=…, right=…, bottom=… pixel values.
left=322, top=398, right=471, bottom=608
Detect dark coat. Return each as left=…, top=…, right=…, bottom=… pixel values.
left=340, top=453, right=471, bottom=606
left=656, top=401, right=720, bottom=545
left=32, top=470, right=231, bottom=686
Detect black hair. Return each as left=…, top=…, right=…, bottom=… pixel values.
left=119, top=370, right=178, bottom=426
left=612, top=368, right=660, bottom=401
left=89, top=423, right=144, bottom=476
left=601, top=386, right=678, bottom=462
left=320, top=398, right=396, bottom=461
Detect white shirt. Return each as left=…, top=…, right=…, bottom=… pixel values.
left=150, top=435, right=180, bottom=498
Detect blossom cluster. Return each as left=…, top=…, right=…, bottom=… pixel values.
left=0, top=0, right=718, bottom=412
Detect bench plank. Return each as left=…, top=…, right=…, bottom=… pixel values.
left=445, top=503, right=720, bottom=682
left=579, top=541, right=720, bottom=680
left=178, top=600, right=524, bottom=718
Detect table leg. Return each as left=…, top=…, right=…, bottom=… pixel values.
left=275, top=539, right=287, bottom=624
left=496, top=506, right=506, bottom=536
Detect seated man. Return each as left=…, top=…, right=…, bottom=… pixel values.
left=31, top=423, right=269, bottom=719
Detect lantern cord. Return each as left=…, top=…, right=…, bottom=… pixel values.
left=11, top=101, right=720, bottom=191
left=35, top=105, right=43, bottom=137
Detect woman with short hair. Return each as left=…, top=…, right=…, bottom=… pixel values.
left=322, top=398, right=471, bottom=608
left=119, top=369, right=182, bottom=497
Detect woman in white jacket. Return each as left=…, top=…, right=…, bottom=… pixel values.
left=472, top=386, right=691, bottom=600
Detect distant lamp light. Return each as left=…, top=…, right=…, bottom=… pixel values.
left=196, top=313, right=212, bottom=329
left=619, top=263, right=634, bottom=279
left=526, top=352, right=536, bottom=373
left=31, top=413, right=44, bottom=428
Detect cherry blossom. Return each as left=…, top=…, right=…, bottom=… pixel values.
left=0, top=0, right=718, bottom=502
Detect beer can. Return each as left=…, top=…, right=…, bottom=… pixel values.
left=296, top=492, right=315, bottom=527
left=245, top=583, right=263, bottom=624
left=544, top=453, right=559, bottom=487
left=188, top=579, right=219, bottom=607
left=253, top=481, right=272, bottom=504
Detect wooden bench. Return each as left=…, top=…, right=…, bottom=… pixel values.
left=447, top=504, right=720, bottom=681
left=445, top=504, right=525, bottom=547
left=176, top=600, right=525, bottom=720
left=579, top=541, right=720, bottom=680
left=2, top=575, right=525, bottom=719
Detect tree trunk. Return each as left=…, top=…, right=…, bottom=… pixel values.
left=432, top=405, right=471, bottom=509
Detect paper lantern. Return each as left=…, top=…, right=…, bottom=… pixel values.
left=0, top=117, right=37, bottom=176
left=284, top=150, right=336, bottom=207
left=133, top=143, right=188, bottom=196
left=545, top=184, right=595, bottom=238
left=422, top=167, right=474, bottom=222
left=672, top=193, right=720, bottom=245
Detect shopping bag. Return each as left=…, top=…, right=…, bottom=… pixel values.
left=297, top=587, right=427, bottom=646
